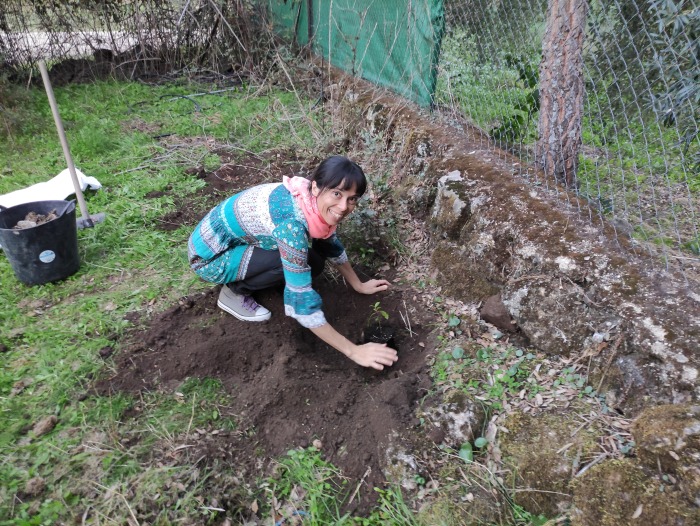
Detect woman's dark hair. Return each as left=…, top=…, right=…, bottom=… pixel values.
left=311, top=155, right=367, bottom=196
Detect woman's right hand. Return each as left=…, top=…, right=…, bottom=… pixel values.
left=310, top=323, right=398, bottom=370
left=349, top=342, right=398, bottom=370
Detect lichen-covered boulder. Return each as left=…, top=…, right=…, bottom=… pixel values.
left=570, top=459, right=700, bottom=526
left=632, top=404, right=700, bottom=506
left=430, top=171, right=471, bottom=239
left=499, top=406, right=603, bottom=517
left=419, top=389, right=486, bottom=449
left=501, top=273, right=623, bottom=356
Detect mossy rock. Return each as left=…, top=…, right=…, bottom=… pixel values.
left=431, top=241, right=500, bottom=301
left=570, top=459, right=700, bottom=526
left=632, top=404, right=700, bottom=506
left=430, top=173, right=471, bottom=240
left=499, top=405, right=603, bottom=517
left=416, top=464, right=508, bottom=526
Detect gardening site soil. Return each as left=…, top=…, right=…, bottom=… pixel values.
left=96, top=150, right=438, bottom=514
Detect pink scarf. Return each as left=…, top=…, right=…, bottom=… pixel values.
left=282, top=176, right=336, bottom=239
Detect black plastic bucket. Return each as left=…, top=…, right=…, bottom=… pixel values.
left=0, top=200, right=80, bottom=285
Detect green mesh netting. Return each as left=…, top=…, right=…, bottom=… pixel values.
left=265, top=0, right=444, bottom=107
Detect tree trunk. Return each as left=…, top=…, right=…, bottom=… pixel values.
left=536, top=0, right=588, bottom=188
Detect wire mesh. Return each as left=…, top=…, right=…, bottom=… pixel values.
left=0, top=0, right=270, bottom=82
left=439, top=0, right=699, bottom=266
left=1, top=0, right=697, bottom=267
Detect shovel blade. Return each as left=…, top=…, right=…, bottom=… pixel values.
left=76, top=213, right=106, bottom=229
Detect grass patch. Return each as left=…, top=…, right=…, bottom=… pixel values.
left=436, top=29, right=536, bottom=139
left=0, top=77, right=323, bottom=524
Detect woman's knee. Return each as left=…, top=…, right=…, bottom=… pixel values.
left=308, top=248, right=326, bottom=277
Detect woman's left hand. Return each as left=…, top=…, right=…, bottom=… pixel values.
left=354, top=279, right=390, bottom=295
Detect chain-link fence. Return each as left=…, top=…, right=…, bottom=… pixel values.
left=0, top=0, right=273, bottom=83
left=439, top=0, right=699, bottom=266
left=1, top=0, right=697, bottom=266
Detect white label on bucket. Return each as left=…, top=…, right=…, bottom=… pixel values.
left=39, top=250, right=56, bottom=263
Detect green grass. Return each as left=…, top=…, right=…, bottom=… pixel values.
left=436, top=30, right=535, bottom=138
left=266, top=447, right=351, bottom=525
left=0, top=77, right=325, bottom=524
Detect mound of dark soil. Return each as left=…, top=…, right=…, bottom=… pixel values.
left=98, top=278, right=432, bottom=512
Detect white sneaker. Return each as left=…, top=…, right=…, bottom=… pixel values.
left=217, top=285, right=271, bottom=322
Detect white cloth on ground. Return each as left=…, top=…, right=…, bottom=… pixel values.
left=0, top=168, right=102, bottom=209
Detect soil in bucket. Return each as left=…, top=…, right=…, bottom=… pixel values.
left=0, top=200, right=80, bottom=285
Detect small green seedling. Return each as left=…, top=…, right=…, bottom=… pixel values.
left=474, top=437, right=488, bottom=449
left=459, top=442, right=473, bottom=462
left=369, top=301, right=389, bottom=325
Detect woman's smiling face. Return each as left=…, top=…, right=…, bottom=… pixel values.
left=312, top=180, right=360, bottom=226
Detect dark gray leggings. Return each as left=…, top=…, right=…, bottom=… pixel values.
left=230, top=246, right=326, bottom=295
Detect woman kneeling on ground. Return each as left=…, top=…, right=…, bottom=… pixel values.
left=188, top=155, right=398, bottom=371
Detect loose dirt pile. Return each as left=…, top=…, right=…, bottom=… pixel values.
left=96, top=149, right=437, bottom=513
left=98, top=279, right=433, bottom=509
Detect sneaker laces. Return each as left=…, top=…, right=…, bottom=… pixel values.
left=242, top=295, right=261, bottom=312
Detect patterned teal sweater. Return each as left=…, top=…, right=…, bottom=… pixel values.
left=188, top=183, right=347, bottom=328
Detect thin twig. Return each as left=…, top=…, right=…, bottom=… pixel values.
left=669, top=255, right=700, bottom=261
left=115, top=165, right=151, bottom=175
left=121, top=493, right=140, bottom=526
left=186, top=392, right=196, bottom=438
left=400, top=300, right=416, bottom=337
left=563, top=276, right=601, bottom=307
left=595, top=334, right=625, bottom=393
left=348, top=466, right=371, bottom=504
left=167, top=87, right=241, bottom=99
left=176, top=0, right=191, bottom=26
left=207, top=0, right=246, bottom=52
left=570, top=413, right=600, bottom=437
left=575, top=452, right=608, bottom=477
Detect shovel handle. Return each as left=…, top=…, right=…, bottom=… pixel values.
left=37, top=61, right=92, bottom=223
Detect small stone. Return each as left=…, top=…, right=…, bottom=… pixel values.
left=312, top=439, right=323, bottom=449
left=33, top=415, right=57, bottom=437
left=480, top=294, right=516, bottom=333
left=15, top=220, right=37, bottom=229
